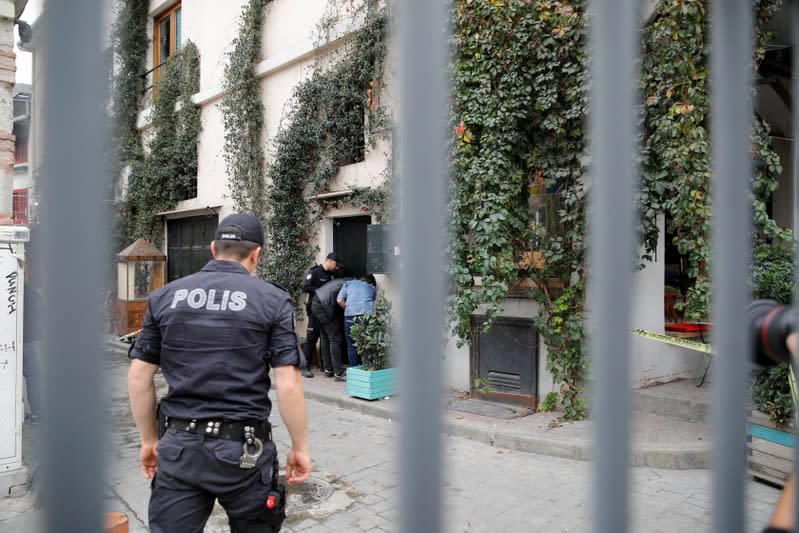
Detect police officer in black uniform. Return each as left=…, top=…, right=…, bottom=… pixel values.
left=310, top=277, right=348, bottom=381
left=300, top=252, right=341, bottom=377
left=127, top=213, right=312, bottom=533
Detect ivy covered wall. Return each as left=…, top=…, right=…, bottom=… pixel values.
left=639, top=0, right=789, bottom=320
left=450, top=0, right=790, bottom=420
left=110, top=0, right=202, bottom=246
left=261, top=5, right=390, bottom=305
left=451, top=0, right=590, bottom=419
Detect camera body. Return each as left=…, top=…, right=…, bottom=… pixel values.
left=748, top=300, right=798, bottom=366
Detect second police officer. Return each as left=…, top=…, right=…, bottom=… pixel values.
left=128, top=213, right=312, bottom=533
left=300, top=252, right=342, bottom=377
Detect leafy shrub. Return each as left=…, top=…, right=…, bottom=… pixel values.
left=349, top=292, right=394, bottom=371
left=538, top=391, right=559, bottom=412
left=752, top=365, right=793, bottom=426
left=751, top=243, right=794, bottom=304
left=750, top=243, right=794, bottom=425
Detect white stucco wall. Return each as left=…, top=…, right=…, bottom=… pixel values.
left=151, top=0, right=386, bottom=226
left=629, top=216, right=708, bottom=387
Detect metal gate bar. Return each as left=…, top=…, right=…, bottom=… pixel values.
left=588, top=1, right=639, bottom=532
left=32, top=2, right=786, bottom=533
left=791, top=0, right=799, bottom=527
left=709, top=2, right=753, bottom=532
left=40, top=1, right=107, bottom=531
left=398, top=1, right=448, bottom=532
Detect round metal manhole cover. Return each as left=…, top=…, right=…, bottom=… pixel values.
left=281, top=474, right=334, bottom=512
left=203, top=472, right=358, bottom=530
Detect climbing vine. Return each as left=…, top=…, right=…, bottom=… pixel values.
left=108, top=0, right=149, bottom=256
left=110, top=0, right=149, bottom=196
left=125, top=42, right=201, bottom=242
left=263, top=4, right=390, bottom=304
left=221, top=0, right=272, bottom=266
left=639, top=0, right=790, bottom=319
left=347, top=178, right=393, bottom=223
left=450, top=1, right=589, bottom=419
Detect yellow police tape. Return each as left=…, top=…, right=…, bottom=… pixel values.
left=631, top=328, right=798, bottom=408
left=630, top=328, right=713, bottom=354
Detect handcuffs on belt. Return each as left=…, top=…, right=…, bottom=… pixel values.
left=239, top=425, right=263, bottom=469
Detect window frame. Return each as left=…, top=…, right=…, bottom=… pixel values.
left=12, top=188, right=28, bottom=225
left=152, top=2, right=182, bottom=82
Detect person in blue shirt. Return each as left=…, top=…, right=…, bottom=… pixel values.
left=336, top=274, right=377, bottom=366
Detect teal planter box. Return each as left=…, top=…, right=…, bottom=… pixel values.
left=747, top=410, right=794, bottom=488
left=346, top=366, right=398, bottom=400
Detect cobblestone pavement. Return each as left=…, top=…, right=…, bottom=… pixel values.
left=0, top=349, right=783, bottom=532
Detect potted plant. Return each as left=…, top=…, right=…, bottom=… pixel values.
left=346, top=292, right=397, bottom=400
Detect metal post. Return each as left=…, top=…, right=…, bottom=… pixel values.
left=791, top=0, right=799, bottom=528
left=709, top=1, right=752, bottom=532
left=397, top=0, right=447, bottom=532
left=588, top=1, right=638, bottom=532
left=40, top=1, right=107, bottom=531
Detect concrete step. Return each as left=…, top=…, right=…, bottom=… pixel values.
left=633, top=378, right=712, bottom=425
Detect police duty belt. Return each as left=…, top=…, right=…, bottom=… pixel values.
left=161, top=416, right=271, bottom=469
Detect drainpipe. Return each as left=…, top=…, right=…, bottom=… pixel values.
left=0, top=0, right=14, bottom=223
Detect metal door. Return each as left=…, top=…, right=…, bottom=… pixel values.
left=333, top=215, right=370, bottom=278
left=166, top=215, right=218, bottom=282
left=471, top=316, right=538, bottom=407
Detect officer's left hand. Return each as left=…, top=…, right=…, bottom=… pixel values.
left=140, top=442, right=158, bottom=479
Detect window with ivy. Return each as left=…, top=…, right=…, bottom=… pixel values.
left=153, top=2, right=182, bottom=82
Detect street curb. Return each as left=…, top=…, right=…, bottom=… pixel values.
left=303, top=389, right=711, bottom=470
left=303, top=389, right=398, bottom=421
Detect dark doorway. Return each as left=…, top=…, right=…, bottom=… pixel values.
left=167, top=214, right=218, bottom=282
left=333, top=215, right=371, bottom=278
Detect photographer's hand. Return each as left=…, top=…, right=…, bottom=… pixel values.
left=787, top=332, right=798, bottom=361
left=765, top=331, right=798, bottom=532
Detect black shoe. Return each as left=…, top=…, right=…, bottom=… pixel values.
left=301, top=368, right=314, bottom=378
left=325, top=370, right=334, bottom=378
left=334, top=373, right=346, bottom=382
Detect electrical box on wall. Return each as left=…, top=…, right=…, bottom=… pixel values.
left=366, top=224, right=395, bottom=274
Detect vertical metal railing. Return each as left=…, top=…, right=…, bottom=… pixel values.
left=792, top=0, right=799, bottom=528
left=40, top=1, right=107, bottom=532
left=35, top=1, right=790, bottom=533
left=397, top=0, right=448, bottom=532
left=588, top=1, right=638, bottom=532
left=709, top=2, right=753, bottom=533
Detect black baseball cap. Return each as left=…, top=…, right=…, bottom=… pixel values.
left=215, top=213, right=265, bottom=246
left=326, top=252, right=343, bottom=266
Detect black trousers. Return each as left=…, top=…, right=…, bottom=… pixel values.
left=148, top=429, right=280, bottom=533
left=311, top=303, right=345, bottom=375
left=303, top=309, right=326, bottom=371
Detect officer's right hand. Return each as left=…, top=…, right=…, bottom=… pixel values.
left=140, top=442, right=158, bottom=480
left=286, top=448, right=311, bottom=484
